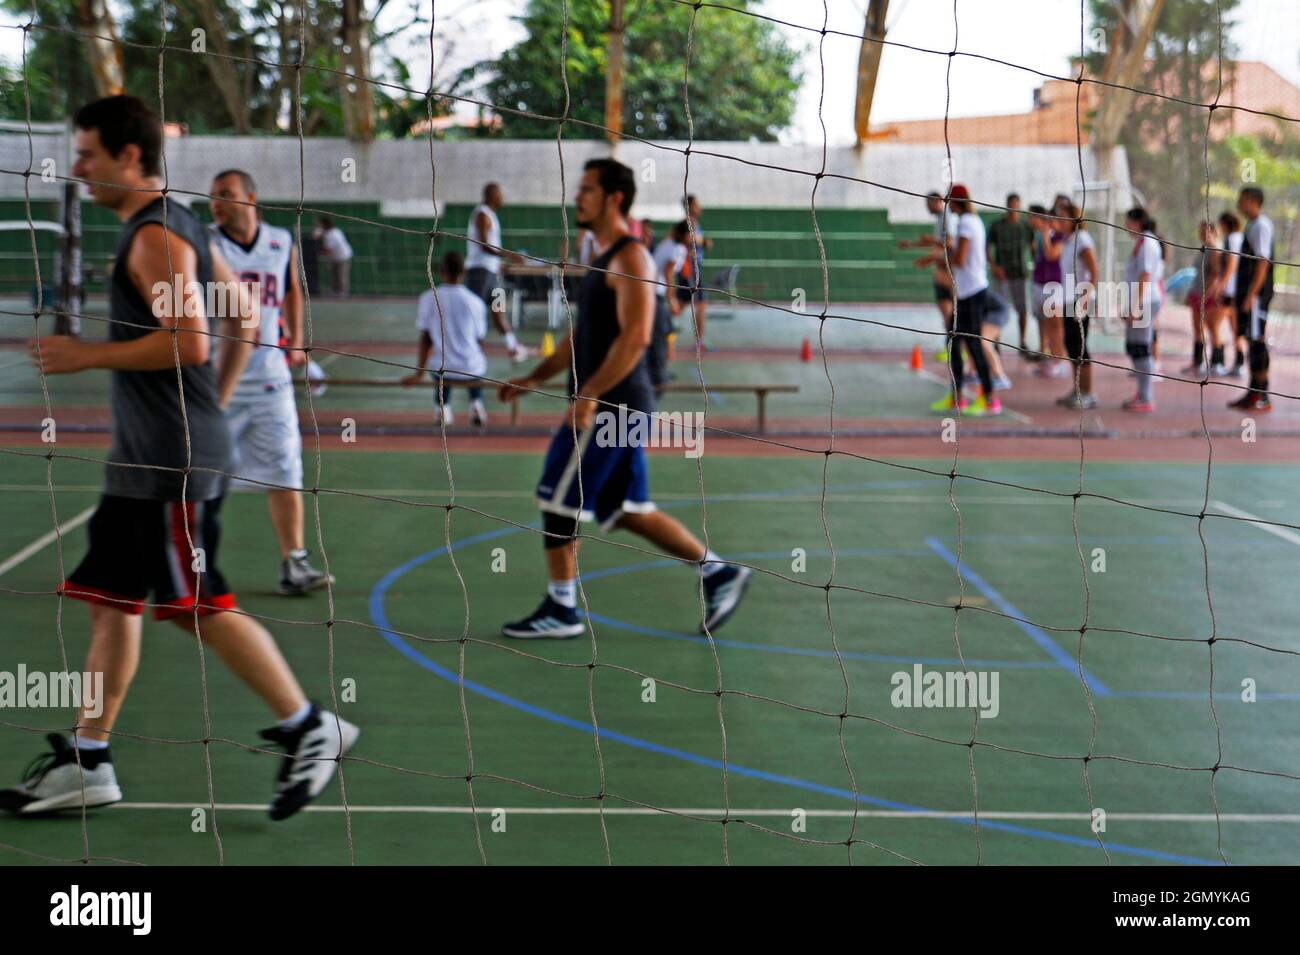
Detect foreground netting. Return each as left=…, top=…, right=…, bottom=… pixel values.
left=2, top=0, right=1299, bottom=866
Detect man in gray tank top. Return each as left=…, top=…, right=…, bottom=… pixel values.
left=4, top=96, right=357, bottom=821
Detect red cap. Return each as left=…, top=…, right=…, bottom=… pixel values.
left=949, top=184, right=970, bottom=200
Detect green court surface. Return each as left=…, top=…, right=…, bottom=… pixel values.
left=1, top=445, right=1298, bottom=865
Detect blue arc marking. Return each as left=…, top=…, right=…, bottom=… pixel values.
left=925, top=537, right=1111, bottom=696
left=368, top=525, right=1219, bottom=865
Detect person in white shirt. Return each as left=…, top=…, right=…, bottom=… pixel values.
left=1215, top=211, right=1244, bottom=375
left=922, top=185, right=1001, bottom=416
left=648, top=221, right=691, bottom=395
left=466, top=182, right=528, bottom=363
left=210, top=169, right=333, bottom=595
left=402, top=251, right=490, bottom=427
left=899, top=190, right=959, bottom=361
left=312, top=216, right=352, bottom=297
left=1120, top=207, right=1164, bottom=412
left=1044, top=199, right=1101, bottom=409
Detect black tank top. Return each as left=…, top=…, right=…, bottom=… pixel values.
left=570, top=234, right=655, bottom=413
left=106, top=197, right=231, bottom=501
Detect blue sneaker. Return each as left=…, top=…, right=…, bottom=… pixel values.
left=502, top=595, right=585, bottom=640
left=700, top=564, right=752, bottom=633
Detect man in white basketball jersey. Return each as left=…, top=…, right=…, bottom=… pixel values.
left=467, top=182, right=529, bottom=362
left=208, top=169, right=333, bottom=596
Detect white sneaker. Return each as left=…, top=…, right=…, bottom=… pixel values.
left=260, top=705, right=359, bottom=821
left=0, top=734, right=122, bottom=814
left=435, top=405, right=455, bottom=427
left=470, top=399, right=488, bottom=428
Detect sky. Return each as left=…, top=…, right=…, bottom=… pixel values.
left=1, top=0, right=1296, bottom=144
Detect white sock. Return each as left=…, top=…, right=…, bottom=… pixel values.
left=278, top=701, right=313, bottom=730
left=72, top=735, right=109, bottom=751
left=547, top=579, right=577, bottom=608
left=700, top=549, right=727, bottom=577
left=504, top=332, right=520, bottom=351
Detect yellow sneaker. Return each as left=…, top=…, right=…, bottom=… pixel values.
left=929, top=393, right=968, bottom=414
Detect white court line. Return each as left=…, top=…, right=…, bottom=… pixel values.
left=0, top=484, right=1226, bottom=506
left=905, top=364, right=1033, bottom=424
left=0, top=506, right=94, bottom=579
left=108, top=803, right=1300, bottom=822
left=1212, top=500, right=1300, bottom=547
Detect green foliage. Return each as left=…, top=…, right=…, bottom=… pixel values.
left=1084, top=0, right=1245, bottom=252
left=472, top=0, right=803, bottom=141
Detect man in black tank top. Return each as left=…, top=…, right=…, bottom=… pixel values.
left=498, top=158, right=752, bottom=640
left=5, top=96, right=356, bottom=820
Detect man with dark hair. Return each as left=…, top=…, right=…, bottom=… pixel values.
left=402, top=250, right=491, bottom=427
left=498, top=158, right=750, bottom=639
left=208, top=167, right=332, bottom=594
left=1230, top=186, right=1274, bottom=411
left=467, top=181, right=529, bottom=362
left=987, top=192, right=1034, bottom=357
left=5, top=95, right=357, bottom=819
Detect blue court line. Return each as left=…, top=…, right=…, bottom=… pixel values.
left=1111, top=691, right=1300, bottom=701
left=925, top=537, right=1111, bottom=697
left=368, top=529, right=1219, bottom=865
left=579, top=551, right=1056, bottom=669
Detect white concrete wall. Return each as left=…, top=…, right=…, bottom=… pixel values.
left=1, top=132, right=1129, bottom=224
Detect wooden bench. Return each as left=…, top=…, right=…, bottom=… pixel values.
left=299, top=378, right=798, bottom=433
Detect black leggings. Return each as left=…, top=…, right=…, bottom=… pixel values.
left=1064, top=313, right=1091, bottom=364
left=951, top=289, right=993, bottom=397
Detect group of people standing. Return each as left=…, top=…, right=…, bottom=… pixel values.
left=911, top=184, right=1277, bottom=415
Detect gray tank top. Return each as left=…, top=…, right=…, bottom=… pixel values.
left=105, top=197, right=231, bottom=501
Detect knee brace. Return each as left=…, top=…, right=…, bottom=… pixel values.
left=1125, top=341, right=1151, bottom=361
left=1248, top=339, right=1269, bottom=374
left=541, top=510, right=581, bottom=549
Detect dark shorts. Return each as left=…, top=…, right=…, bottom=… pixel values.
left=465, top=267, right=507, bottom=310
left=535, top=423, right=655, bottom=531
left=64, top=495, right=235, bottom=620
left=675, top=283, right=706, bottom=304
left=933, top=281, right=954, bottom=304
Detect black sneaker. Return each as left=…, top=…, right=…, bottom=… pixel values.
left=700, top=563, right=753, bottom=633
left=501, top=595, right=585, bottom=639
left=279, top=549, right=334, bottom=596
left=0, top=734, right=121, bottom=815
left=259, top=704, right=359, bottom=821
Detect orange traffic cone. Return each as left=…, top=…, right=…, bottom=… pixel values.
left=800, top=337, right=813, bottom=362
left=909, top=344, right=923, bottom=371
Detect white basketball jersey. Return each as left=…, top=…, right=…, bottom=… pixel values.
left=209, top=222, right=295, bottom=397
left=466, top=203, right=502, bottom=273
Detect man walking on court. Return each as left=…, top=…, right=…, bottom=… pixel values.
left=4, top=95, right=356, bottom=820
left=467, top=182, right=529, bottom=363
left=498, top=159, right=751, bottom=639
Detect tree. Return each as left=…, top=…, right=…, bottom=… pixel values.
left=1084, top=0, right=1242, bottom=252
left=470, top=0, right=802, bottom=141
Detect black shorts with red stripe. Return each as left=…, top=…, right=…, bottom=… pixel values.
left=63, top=495, right=236, bottom=620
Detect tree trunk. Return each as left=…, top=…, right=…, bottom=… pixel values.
left=73, top=0, right=124, bottom=96
left=340, top=0, right=374, bottom=142
left=179, top=0, right=249, bottom=133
